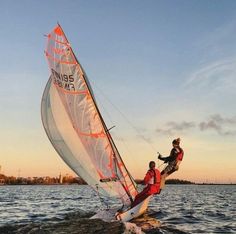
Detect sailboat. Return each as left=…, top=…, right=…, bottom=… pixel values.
left=41, top=24, right=151, bottom=222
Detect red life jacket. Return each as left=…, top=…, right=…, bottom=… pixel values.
left=144, top=169, right=161, bottom=194
left=176, top=147, right=184, bottom=161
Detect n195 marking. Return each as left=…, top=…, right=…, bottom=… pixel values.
left=51, top=68, right=75, bottom=91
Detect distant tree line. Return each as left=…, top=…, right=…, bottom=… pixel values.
left=135, top=178, right=194, bottom=184
left=165, top=179, right=194, bottom=184
left=1, top=174, right=234, bottom=185
left=0, top=174, right=87, bottom=185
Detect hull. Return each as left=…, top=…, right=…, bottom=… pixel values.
left=116, top=196, right=152, bottom=222
left=90, top=196, right=152, bottom=222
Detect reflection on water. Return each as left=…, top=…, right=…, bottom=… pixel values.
left=0, top=185, right=235, bottom=233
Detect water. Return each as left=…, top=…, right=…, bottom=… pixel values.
left=153, top=185, right=236, bottom=233
left=0, top=185, right=235, bottom=233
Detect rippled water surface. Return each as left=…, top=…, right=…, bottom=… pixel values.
left=0, top=185, right=235, bottom=233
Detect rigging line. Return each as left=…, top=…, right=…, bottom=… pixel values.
left=119, top=137, right=135, bottom=161
left=91, top=80, right=158, bottom=152
left=94, top=93, right=116, bottom=128
left=95, top=91, right=141, bottom=189
left=117, top=138, right=142, bottom=186
left=113, top=156, right=134, bottom=203
left=158, top=162, right=166, bottom=170
left=93, top=90, right=142, bottom=179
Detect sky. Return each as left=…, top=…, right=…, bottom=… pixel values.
left=0, top=0, right=236, bottom=183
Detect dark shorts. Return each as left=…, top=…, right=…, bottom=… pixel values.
left=161, top=161, right=178, bottom=175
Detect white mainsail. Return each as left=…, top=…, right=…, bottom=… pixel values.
left=41, top=25, right=137, bottom=206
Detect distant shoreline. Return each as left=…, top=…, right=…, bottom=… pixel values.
left=135, top=178, right=235, bottom=186
left=0, top=174, right=235, bottom=186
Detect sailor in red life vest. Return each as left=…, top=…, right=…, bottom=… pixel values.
left=158, top=138, right=184, bottom=189
left=131, top=161, right=160, bottom=207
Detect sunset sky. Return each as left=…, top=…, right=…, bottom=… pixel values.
left=0, top=1, right=236, bottom=183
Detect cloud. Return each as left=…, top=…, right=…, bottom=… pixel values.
left=134, top=127, right=153, bottom=143
left=182, top=20, right=236, bottom=118
left=156, top=121, right=196, bottom=136
left=136, top=134, right=153, bottom=144
left=111, top=129, right=153, bottom=144
left=195, top=19, right=236, bottom=52
left=167, top=121, right=196, bottom=131
left=184, top=58, right=236, bottom=91
left=199, top=114, right=236, bottom=136
left=155, top=114, right=236, bottom=136
left=183, top=20, right=236, bottom=89
left=199, top=120, right=221, bottom=131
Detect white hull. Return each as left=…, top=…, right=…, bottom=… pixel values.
left=90, top=196, right=152, bottom=223
left=116, top=196, right=152, bottom=222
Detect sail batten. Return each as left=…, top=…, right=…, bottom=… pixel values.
left=41, top=25, right=137, bottom=206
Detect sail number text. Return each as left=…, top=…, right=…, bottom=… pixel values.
left=51, top=68, right=75, bottom=91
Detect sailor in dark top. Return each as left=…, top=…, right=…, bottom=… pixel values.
left=158, top=138, right=184, bottom=188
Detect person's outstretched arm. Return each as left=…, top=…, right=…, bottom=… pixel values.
left=158, top=149, right=176, bottom=162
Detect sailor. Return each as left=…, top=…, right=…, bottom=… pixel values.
left=131, top=161, right=160, bottom=207
left=158, top=138, right=184, bottom=188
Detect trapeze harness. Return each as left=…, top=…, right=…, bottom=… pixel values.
left=162, top=147, right=184, bottom=175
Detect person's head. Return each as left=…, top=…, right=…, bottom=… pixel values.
left=172, top=138, right=180, bottom=147
left=149, top=161, right=156, bottom=169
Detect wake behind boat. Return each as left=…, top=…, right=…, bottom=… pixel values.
left=41, top=24, right=152, bottom=222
